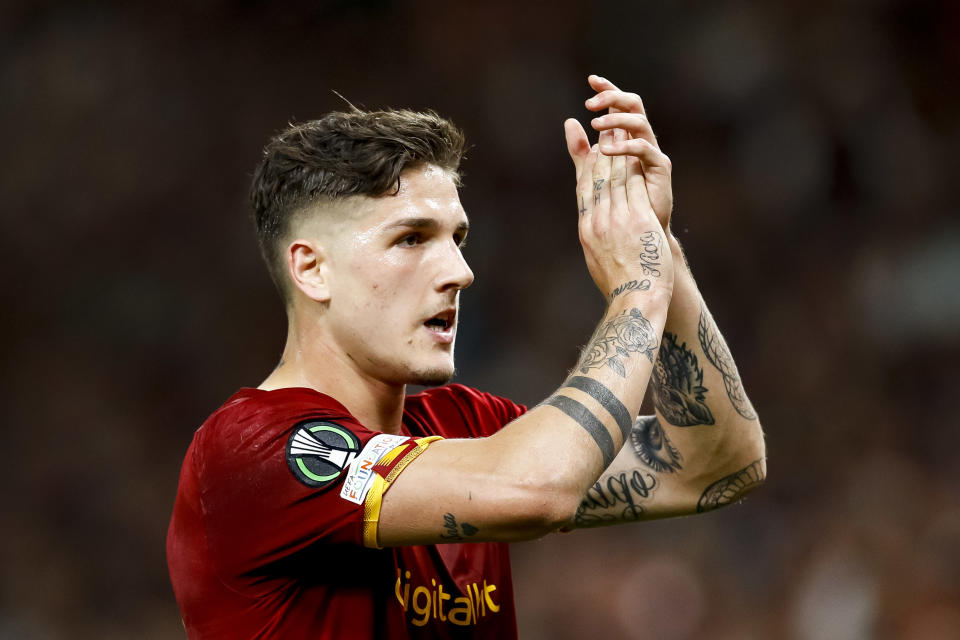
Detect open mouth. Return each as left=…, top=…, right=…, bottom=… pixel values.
left=423, top=309, right=455, bottom=334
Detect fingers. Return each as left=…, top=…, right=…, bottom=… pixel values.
left=577, top=145, right=599, bottom=219
left=564, top=118, right=590, bottom=182
left=609, top=126, right=628, bottom=215
left=596, top=136, right=671, bottom=176
left=588, top=74, right=620, bottom=93
left=591, top=112, right=657, bottom=149
left=585, top=89, right=647, bottom=117
left=592, top=134, right=613, bottom=212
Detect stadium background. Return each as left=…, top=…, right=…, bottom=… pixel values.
left=2, top=0, right=958, bottom=637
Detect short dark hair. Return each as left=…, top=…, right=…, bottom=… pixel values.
left=250, top=108, right=467, bottom=298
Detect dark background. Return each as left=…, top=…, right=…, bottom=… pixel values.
left=2, top=1, right=959, bottom=638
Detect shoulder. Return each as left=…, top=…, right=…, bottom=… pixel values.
left=192, top=387, right=363, bottom=470
left=405, top=384, right=527, bottom=438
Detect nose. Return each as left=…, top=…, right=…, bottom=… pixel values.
left=437, top=241, right=474, bottom=292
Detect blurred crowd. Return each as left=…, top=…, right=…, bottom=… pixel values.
left=1, top=0, right=958, bottom=638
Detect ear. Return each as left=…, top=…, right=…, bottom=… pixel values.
left=286, top=239, right=331, bottom=303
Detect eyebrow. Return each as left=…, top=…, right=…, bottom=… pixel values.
left=385, top=217, right=470, bottom=235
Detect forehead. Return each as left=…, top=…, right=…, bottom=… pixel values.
left=357, top=164, right=466, bottom=229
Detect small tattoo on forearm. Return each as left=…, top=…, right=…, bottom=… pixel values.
left=631, top=415, right=683, bottom=473
left=593, top=178, right=605, bottom=204
left=609, top=279, right=651, bottom=302
left=652, top=332, right=714, bottom=426
left=697, top=305, right=757, bottom=420
left=638, top=231, right=662, bottom=277
left=696, top=459, right=765, bottom=513
left=575, top=468, right=658, bottom=527
left=441, top=512, right=479, bottom=541
left=578, top=308, right=659, bottom=377
left=544, top=394, right=615, bottom=467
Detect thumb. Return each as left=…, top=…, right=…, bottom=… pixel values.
left=564, top=118, right=590, bottom=182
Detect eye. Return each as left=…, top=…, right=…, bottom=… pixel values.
left=398, top=233, right=421, bottom=247
left=454, top=234, right=468, bottom=249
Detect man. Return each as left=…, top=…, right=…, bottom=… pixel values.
left=167, top=75, right=766, bottom=638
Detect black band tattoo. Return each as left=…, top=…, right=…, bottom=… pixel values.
left=544, top=394, right=615, bottom=467
left=697, top=305, right=758, bottom=420
left=696, top=458, right=765, bottom=513
left=575, top=469, right=657, bottom=527
left=631, top=415, right=682, bottom=473
left=593, top=178, right=605, bottom=205
left=638, top=231, right=662, bottom=277
left=652, top=332, right=715, bottom=426
left=609, top=279, right=651, bottom=302
left=565, top=376, right=632, bottom=442
left=578, top=308, right=659, bottom=377
left=441, top=513, right=479, bottom=541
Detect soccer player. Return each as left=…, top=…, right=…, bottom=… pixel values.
left=167, top=75, right=766, bottom=638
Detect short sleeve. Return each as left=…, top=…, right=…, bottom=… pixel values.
left=193, top=391, right=439, bottom=581
left=404, top=384, right=527, bottom=439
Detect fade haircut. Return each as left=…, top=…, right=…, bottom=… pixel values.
left=250, top=108, right=467, bottom=300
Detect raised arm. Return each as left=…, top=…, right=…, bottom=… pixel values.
left=565, top=77, right=766, bottom=529
left=376, top=79, right=676, bottom=547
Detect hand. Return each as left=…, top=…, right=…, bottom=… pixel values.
left=582, top=75, right=674, bottom=231
left=564, top=75, right=674, bottom=298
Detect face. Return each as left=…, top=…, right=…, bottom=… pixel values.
left=319, top=164, right=474, bottom=387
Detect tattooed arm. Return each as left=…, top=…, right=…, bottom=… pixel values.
left=377, top=75, right=674, bottom=547
left=637, top=237, right=766, bottom=518
left=563, top=77, right=766, bottom=529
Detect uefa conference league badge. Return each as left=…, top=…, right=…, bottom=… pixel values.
left=286, top=421, right=361, bottom=489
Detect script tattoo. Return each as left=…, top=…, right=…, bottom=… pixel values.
left=609, top=279, right=651, bottom=302
left=638, top=231, right=662, bottom=277
left=593, top=178, right=605, bottom=204
left=578, top=308, right=659, bottom=377
left=698, top=305, right=758, bottom=420
left=575, top=469, right=657, bottom=527
left=441, top=513, right=479, bottom=541
left=631, top=415, right=683, bottom=473
left=652, top=332, right=714, bottom=426
left=696, top=459, right=765, bottom=513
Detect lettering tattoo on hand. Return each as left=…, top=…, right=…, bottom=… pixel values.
left=652, top=332, right=714, bottom=426
left=697, top=305, right=758, bottom=420
left=631, top=415, right=682, bottom=473
left=575, top=469, right=657, bottom=527
left=609, top=279, right=651, bottom=302
left=696, top=458, right=765, bottom=513
left=637, top=231, right=662, bottom=278
left=593, top=178, right=605, bottom=205
left=579, top=195, right=588, bottom=217
left=441, top=513, right=479, bottom=541
left=578, top=308, right=659, bottom=378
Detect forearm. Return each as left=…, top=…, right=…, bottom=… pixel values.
left=475, top=286, right=670, bottom=510
left=566, top=238, right=767, bottom=529
left=379, top=287, right=672, bottom=544
left=652, top=236, right=764, bottom=472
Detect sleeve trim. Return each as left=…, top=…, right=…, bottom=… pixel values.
left=361, top=436, right=443, bottom=549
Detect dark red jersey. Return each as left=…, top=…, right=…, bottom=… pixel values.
left=167, top=384, right=526, bottom=639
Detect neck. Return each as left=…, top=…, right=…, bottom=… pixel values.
left=259, top=317, right=407, bottom=435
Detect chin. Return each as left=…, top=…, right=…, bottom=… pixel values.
left=410, top=364, right=455, bottom=387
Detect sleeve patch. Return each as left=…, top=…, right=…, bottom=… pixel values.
left=286, top=421, right=362, bottom=489
left=339, top=433, right=411, bottom=504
